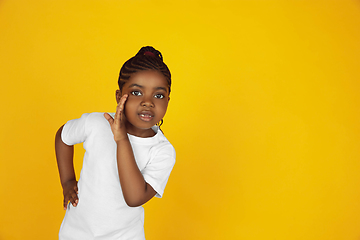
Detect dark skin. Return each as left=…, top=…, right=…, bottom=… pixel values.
left=55, top=125, right=78, bottom=210
left=55, top=70, right=170, bottom=209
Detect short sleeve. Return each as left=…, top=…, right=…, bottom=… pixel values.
left=142, top=143, right=176, bottom=198
left=61, top=113, right=90, bottom=146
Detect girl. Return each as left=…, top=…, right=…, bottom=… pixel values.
left=55, top=46, right=175, bottom=239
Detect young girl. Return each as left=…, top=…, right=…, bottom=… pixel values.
left=55, top=46, right=175, bottom=239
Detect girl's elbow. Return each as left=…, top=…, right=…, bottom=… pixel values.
left=124, top=197, right=142, bottom=207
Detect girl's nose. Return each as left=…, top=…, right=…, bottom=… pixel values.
left=141, top=98, right=154, bottom=108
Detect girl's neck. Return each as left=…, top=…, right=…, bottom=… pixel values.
left=125, top=121, right=156, bottom=138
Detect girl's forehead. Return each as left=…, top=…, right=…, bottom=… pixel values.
left=125, top=70, right=169, bottom=90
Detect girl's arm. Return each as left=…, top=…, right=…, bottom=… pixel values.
left=115, top=137, right=157, bottom=207
left=55, top=125, right=79, bottom=210
left=104, top=95, right=156, bottom=207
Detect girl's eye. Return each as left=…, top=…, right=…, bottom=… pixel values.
left=131, top=91, right=142, bottom=96
left=154, top=94, right=164, bottom=99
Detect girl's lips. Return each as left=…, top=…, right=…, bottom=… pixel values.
left=138, top=111, right=154, bottom=122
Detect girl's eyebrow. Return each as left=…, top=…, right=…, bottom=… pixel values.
left=128, top=84, right=143, bottom=88
left=129, top=84, right=167, bottom=92
left=155, top=86, right=167, bottom=92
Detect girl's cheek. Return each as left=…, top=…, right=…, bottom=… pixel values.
left=124, top=99, right=136, bottom=110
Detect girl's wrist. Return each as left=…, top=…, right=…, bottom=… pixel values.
left=114, top=134, right=129, bottom=143
left=61, top=179, right=77, bottom=188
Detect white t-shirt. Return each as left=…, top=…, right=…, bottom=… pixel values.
left=59, top=112, right=176, bottom=240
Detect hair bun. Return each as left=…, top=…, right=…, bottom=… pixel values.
left=136, top=46, right=163, bottom=61
left=143, top=51, right=156, bottom=57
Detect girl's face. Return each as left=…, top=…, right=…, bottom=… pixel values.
left=116, top=70, right=170, bottom=137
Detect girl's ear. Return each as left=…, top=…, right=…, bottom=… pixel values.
left=116, top=90, right=121, bottom=103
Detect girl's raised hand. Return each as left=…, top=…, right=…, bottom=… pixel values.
left=104, top=94, right=128, bottom=142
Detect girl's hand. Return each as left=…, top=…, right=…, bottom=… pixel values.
left=62, top=179, right=78, bottom=210
left=104, top=94, right=128, bottom=142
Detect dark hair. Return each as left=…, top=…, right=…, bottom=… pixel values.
left=118, top=46, right=171, bottom=94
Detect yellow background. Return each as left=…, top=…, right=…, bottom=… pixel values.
left=1, top=0, right=360, bottom=239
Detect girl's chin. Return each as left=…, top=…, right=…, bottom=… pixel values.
left=126, top=122, right=155, bottom=131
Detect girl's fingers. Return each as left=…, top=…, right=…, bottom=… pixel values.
left=68, top=197, right=78, bottom=207
left=104, top=113, right=114, bottom=125
left=120, top=94, right=128, bottom=106
left=64, top=197, right=71, bottom=210
left=71, top=192, right=78, bottom=202
left=115, top=94, right=128, bottom=122
left=118, top=94, right=128, bottom=112
left=63, top=190, right=79, bottom=209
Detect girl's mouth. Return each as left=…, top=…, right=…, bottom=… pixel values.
left=138, top=112, right=154, bottom=122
